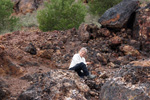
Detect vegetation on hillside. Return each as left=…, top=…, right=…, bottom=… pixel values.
left=0, top=0, right=19, bottom=34
left=37, top=0, right=87, bottom=31
left=0, top=0, right=123, bottom=33
left=88, top=0, right=122, bottom=16
left=2, top=0, right=149, bottom=33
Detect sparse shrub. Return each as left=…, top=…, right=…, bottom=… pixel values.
left=88, top=0, right=122, bottom=16
left=37, top=0, right=87, bottom=31
left=0, top=0, right=19, bottom=34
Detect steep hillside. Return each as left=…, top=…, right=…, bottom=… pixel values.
left=0, top=1, right=150, bottom=100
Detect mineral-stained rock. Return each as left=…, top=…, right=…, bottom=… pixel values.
left=100, top=63, right=150, bottom=100
left=97, top=28, right=111, bottom=37
left=109, top=36, right=122, bottom=46
left=37, top=49, right=53, bottom=59
left=130, top=59, right=150, bottom=67
left=0, top=47, right=23, bottom=77
left=0, top=78, right=10, bottom=100
left=18, top=69, right=92, bottom=100
left=133, top=3, right=150, bottom=41
left=98, top=0, right=139, bottom=29
left=119, top=45, right=140, bottom=56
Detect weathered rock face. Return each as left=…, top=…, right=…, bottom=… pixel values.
left=98, top=0, right=139, bottom=29
left=100, top=62, right=150, bottom=100
left=11, top=0, right=44, bottom=14
left=0, top=78, right=10, bottom=100
left=0, top=44, right=23, bottom=77
left=133, top=3, right=150, bottom=41
left=119, top=45, right=140, bottom=56
left=18, top=69, right=92, bottom=100
left=132, top=3, right=150, bottom=55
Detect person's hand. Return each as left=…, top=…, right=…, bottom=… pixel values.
left=86, top=62, right=93, bottom=65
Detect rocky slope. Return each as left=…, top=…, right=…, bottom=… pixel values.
left=0, top=1, right=150, bottom=100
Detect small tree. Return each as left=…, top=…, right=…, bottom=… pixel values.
left=0, top=0, right=18, bottom=33
left=88, top=0, right=122, bottom=16
left=37, top=0, right=87, bottom=31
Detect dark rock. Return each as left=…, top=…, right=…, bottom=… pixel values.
left=127, top=39, right=141, bottom=50
left=97, top=28, right=111, bottom=37
left=98, top=0, right=139, bottom=29
left=78, top=24, right=100, bottom=42
left=86, top=24, right=100, bottom=39
left=0, top=78, right=10, bottom=100
left=133, top=3, right=150, bottom=41
left=100, top=45, right=111, bottom=53
left=39, top=42, right=53, bottom=50
left=140, top=42, right=150, bottom=55
left=19, top=61, right=39, bottom=67
left=100, top=82, right=150, bottom=100
left=100, top=64, right=150, bottom=100
left=25, top=43, right=37, bottom=55
left=18, top=69, right=92, bottom=100
left=85, top=80, right=102, bottom=91
left=96, top=53, right=108, bottom=65
left=20, top=74, right=34, bottom=82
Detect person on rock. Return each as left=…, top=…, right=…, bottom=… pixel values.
left=69, top=47, right=96, bottom=79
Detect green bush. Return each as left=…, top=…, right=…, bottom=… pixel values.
left=0, top=0, right=19, bottom=34
left=88, top=0, right=122, bottom=16
left=37, top=0, right=87, bottom=31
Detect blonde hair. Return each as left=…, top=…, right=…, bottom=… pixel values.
left=79, top=47, right=87, bottom=53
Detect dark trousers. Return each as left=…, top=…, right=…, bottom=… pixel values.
left=69, top=62, right=89, bottom=78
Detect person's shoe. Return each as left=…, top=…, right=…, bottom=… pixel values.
left=87, top=74, right=96, bottom=79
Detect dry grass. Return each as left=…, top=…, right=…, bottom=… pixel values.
left=84, top=13, right=101, bottom=27
left=139, top=0, right=150, bottom=3
left=18, top=11, right=38, bottom=28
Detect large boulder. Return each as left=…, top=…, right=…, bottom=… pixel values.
left=133, top=3, right=150, bottom=41
left=18, top=69, right=92, bottom=100
left=100, top=62, right=150, bottom=100
left=98, top=0, right=139, bottom=29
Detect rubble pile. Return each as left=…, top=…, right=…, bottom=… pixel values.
left=0, top=1, right=150, bottom=100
